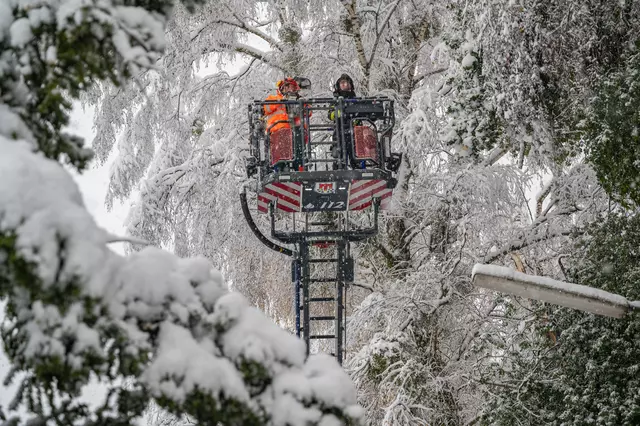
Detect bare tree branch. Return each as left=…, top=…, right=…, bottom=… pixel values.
left=484, top=228, right=580, bottom=264
left=368, top=0, right=403, bottom=68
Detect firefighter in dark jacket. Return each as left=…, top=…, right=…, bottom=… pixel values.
left=328, top=74, right=356, bottom=120
left=328, top=74, right=360, bottom=168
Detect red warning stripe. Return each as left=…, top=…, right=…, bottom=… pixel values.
left=271, top=181, right=301, bottom=196
left=350, top=179, right=382, bottom=196
left=264, top=187, right=299, bottom=207
left=256, top=179, right=393, bottom=213
left=351, top=190, right=392, bottom=210
left=349, top=179, right=392, bottom=211
left=349, top=180, right=387, bottom=205
left=257, top=182, right=302, bottom=213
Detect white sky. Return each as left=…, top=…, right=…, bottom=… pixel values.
left=66, top=103, right=129, bottom=254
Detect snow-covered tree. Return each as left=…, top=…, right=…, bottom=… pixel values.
left=0, top=1, right=363, bottom=424
left=581, top=43, right=640, bottom=207
left=89, top=0, right=449, bottom=320
left=482, top=213, right=640, bottom=425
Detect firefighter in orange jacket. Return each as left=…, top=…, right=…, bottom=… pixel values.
left=263, top=78, right=301, bottom=132
left=263, top=78, right=310, bottom=170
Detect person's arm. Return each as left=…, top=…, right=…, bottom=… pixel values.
left=328, top=106, right=336, bottom=121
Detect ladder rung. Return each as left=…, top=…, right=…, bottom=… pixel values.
left=310, top=316, right=335, bottom=321
left=310, top=335, right=335, bottom=339
left=308, top=297, right=336, bottom=303
left=309, top=258, right=339, bottom=263
left=307, top=159, right=335, bottom=163
left=310, top=277, right=336, bottom=283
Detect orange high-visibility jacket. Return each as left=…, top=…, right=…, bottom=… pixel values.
left=263, top=93, right=293, bottom=133
left=263, top=94, right=311, bottom=133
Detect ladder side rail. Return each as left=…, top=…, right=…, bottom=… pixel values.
left=301, top=241, right=311, bottom=356
left=293, top=258, right=302, bottom=337
left=336, top=240, right=346, bottom=365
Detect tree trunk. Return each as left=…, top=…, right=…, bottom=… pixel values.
left=386, top=156, right=412, bottom=273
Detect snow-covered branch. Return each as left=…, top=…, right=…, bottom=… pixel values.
left=234, top=43, right=286, bottom=71
left=191, top=16, right=284, bottom=52
left=367, top=0, right=403, bottom=69
left=484, top=228, right=578, bottom=264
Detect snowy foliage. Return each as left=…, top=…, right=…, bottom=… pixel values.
left=482, top=214, right=640, bottom=425
left=0, top=138, right=362, bottom=425
left=581, top=44, right=640, bottom=206
left=440, top=30, right=500, bottom=158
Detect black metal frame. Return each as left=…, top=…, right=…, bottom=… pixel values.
left=271, top=200, right=381, bottom=364
left=242, top=97, right=402, bottom=365
left=246, top=97, right=400, bottom=181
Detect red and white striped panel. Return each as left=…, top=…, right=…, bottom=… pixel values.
left=258, top=181, right=302, bottom=213
left=348, top=179, right=392, bottom=211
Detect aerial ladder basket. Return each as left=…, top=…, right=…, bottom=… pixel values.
left=240, top=93, right=402, bottom=364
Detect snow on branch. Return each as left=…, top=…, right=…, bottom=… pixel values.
left=190, top=12, right=284, bottom=53
left=367, top=0, right=402, bottom=68
left=483, top=228, right=576, bottom=264
left=234, top=43, right=285, bottom=70
left=0, top=136, right=363, bottom=424
left=221, top=4, right=285, bottom=52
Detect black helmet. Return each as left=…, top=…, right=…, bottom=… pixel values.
left=333, top=74, right=356, bottom=98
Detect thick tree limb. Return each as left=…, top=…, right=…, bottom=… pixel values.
left=484, top=229, right=580, bottom=264
left=340, top=0, right=369, bottom=86
left=191, top=19, right=284, bottom=52
left=234, top=44, right=285, bottom=71
left=222, top=4, right=285, bottom=52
